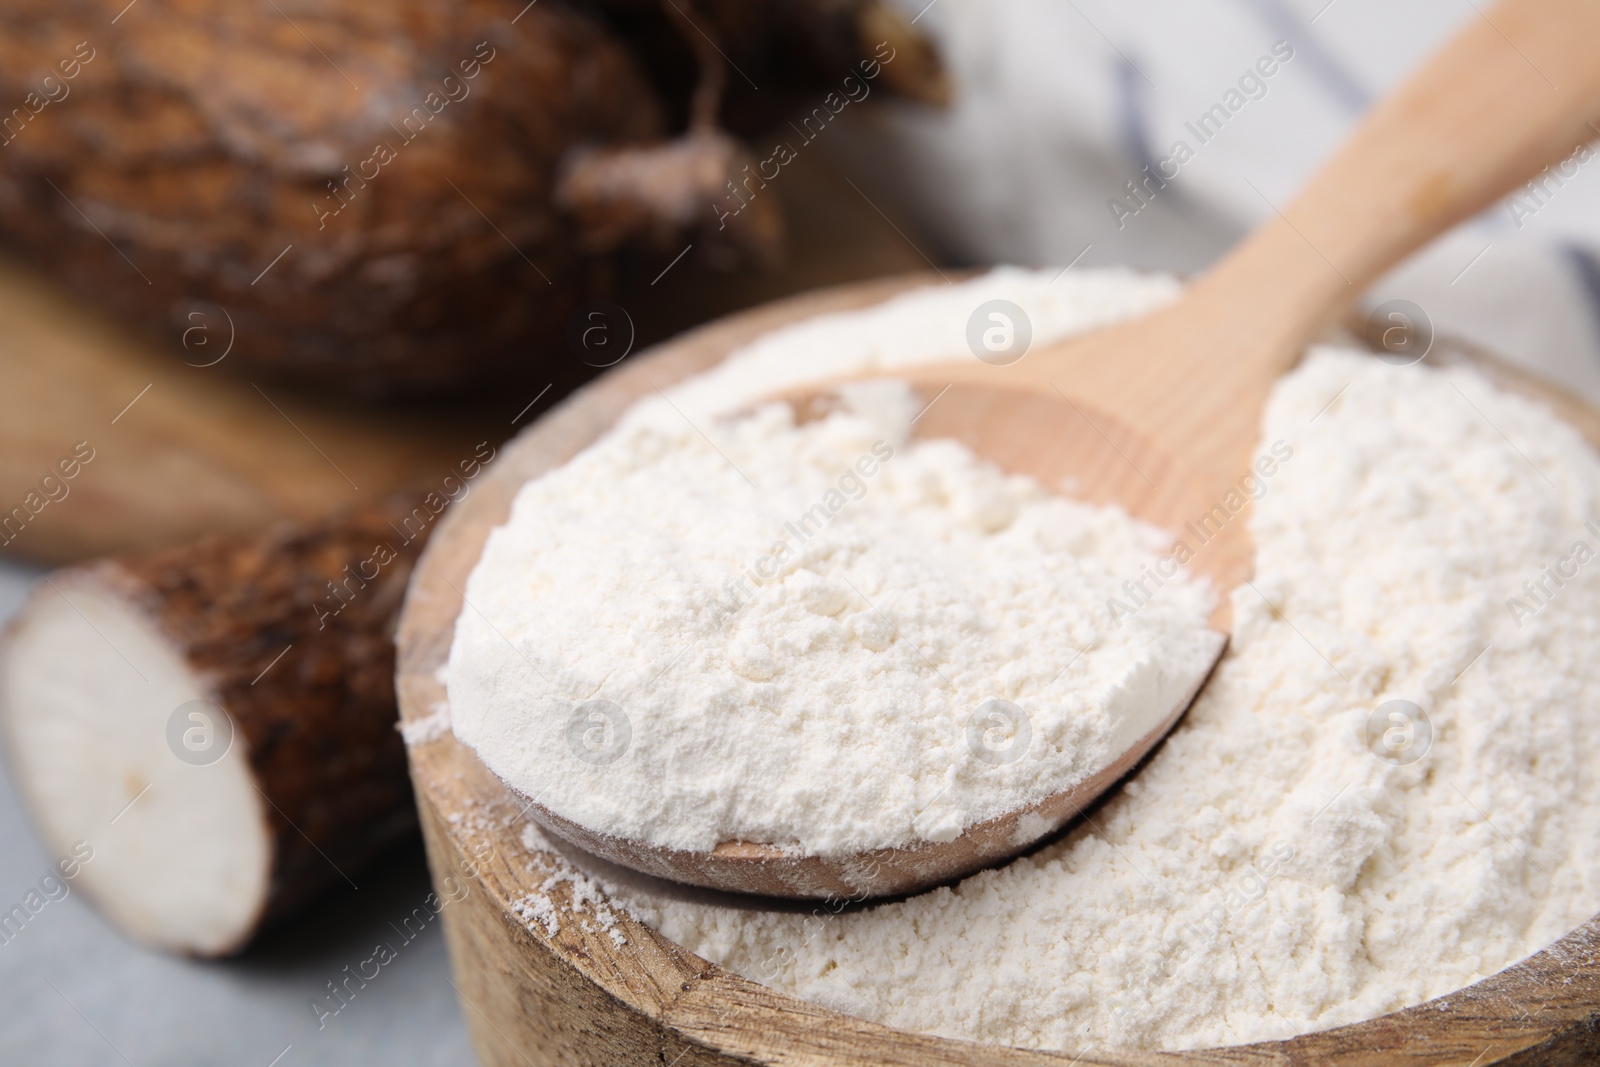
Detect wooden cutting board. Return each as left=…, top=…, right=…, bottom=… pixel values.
left=0, top=147, right=930, bottom=566
left=396, top=273, right=1600, bottom=1067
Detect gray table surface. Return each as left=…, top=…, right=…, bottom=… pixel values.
left=0, top=563, right=478, bottom=1067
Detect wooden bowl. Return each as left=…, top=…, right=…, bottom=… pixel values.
left=396, top=274, right=1600, bottom=1067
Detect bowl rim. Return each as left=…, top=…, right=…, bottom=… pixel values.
left=397, top=270, right=1600, bottom=1067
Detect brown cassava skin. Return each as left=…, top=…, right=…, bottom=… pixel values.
left=0, top=0, right=943, bottom=399
left=0, top=0, right=663, bottom=397
left=80, top=498, right=435, bottom=951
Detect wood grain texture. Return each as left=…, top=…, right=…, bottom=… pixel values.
left=397, top=273, right=1600, bottom=1067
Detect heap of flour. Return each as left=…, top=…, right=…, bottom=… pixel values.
left=449, top=365, right=1221, bottom=856
left=587, top=271, right=1600, bottom=1051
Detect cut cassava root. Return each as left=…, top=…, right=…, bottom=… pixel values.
left=0, top=500, right=430, bottom=956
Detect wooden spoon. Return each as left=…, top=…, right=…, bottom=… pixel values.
left=518, top=0, right=1600, bottom=900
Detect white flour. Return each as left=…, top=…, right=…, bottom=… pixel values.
left=449, top=379, right=1220, bottom=857
left=613, top=274, right=1600, bottom=1050
left=459, top=268, right=1600, bottom=1051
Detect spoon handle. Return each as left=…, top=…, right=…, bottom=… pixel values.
left=1199, top=0, right=1600, bottom=374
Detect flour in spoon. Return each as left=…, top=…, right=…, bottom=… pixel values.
left=449, top=377, right=1221, bottom=857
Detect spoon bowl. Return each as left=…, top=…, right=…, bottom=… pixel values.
left=521, top=380, right=1231, bottom=899
left=518, top=664, right=1213, bottom=899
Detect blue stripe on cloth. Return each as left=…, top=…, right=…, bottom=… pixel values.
left=1115, top=53, right=1158, bottom=174
left=1238, top=0, right=1371, bottom=114
left=1560, top=242, right=1600, bottom=358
